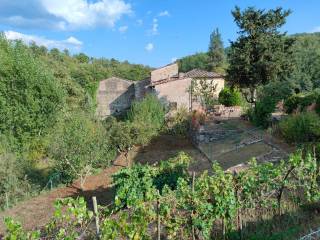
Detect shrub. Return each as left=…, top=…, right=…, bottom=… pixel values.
left=284, top=90, right=320, bottom=114
left=0, top=36, right=65, bottom=145
left=104, top=117, right=135, bottom=153
left=113, top=152, right=191, bottom=208
left=218, top=87, right=243, bottom=106
left=127, top=94, right=165, bottom=145
left=0, top=151, right=33, bottom=209
left=247, top=97, right=277, bottom=128
left=165, top=107, right=190, bottom=135
left=279, top=112, right=320, bottom=143
left=49, top=113, right=116, bottom=186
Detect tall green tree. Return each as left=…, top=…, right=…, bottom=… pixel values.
left=208, top=28, right=225, bottom=73
left=227, top=6, right=294, bottom=104
left=178, top=52, right=210, bottom=72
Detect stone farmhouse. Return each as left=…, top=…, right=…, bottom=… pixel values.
left=96, top=63, right=225, bottom=118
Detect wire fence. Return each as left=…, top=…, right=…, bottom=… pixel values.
left=42, top=172, right=62, bottom=192
left=299, top=228, right=320, bottom=240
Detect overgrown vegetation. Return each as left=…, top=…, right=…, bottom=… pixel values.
left=279, top=112, right=320, bottom=143
left=218, top=87, right=243, bottom=106
left=3, top=151, right=320, bottom=239
left=0, top=34, right=152, bottom=209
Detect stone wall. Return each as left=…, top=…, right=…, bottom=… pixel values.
left=96, top=77, right=135, bottom=118
left=134, top=78, right=151, bottom=100
left=154, top=77, right=192, bottom=110
left=210, top=105, right=242, bottom=119
left=151, top=63, right=179, bottom=82
left=154, top=78, right=225, bottom=111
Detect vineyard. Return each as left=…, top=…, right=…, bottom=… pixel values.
left=3, top=150, right=320, bottom=239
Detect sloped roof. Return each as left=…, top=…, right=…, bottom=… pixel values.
left=184, top=69, right=223, bottom=78
left=102, top=76, right=133, bottom=85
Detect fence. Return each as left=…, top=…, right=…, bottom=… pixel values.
left=299, top=228, right=320, bottom=240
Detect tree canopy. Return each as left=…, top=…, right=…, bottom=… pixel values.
left=227, top=6, right=294, bottom=104
left=208, top=28, right=226, bottom=73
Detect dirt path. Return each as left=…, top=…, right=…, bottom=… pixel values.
left=0, top=135, right=210, bottom=234
left=0, top=154, right=128, bottom=234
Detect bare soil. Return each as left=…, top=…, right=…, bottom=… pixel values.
left=0, top=154, right=127, bottom=234
left=0, top=119, right=296, bottom=235
left=0, top=134, right=209, bottom=234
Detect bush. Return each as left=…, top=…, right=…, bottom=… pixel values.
left=165, top=107, right=190, bottom=135
left=0, top=36, right=65, bottom=145
left=49, top=113, right=116, bottom=186
left=104, top=117, right=135, bottom=153
left=127, top=94, right=165, bottom=145
left=218, top=87, right=243, bottom=106
left=113, top=152, right=191, bottom=208
left=0, top=151, right=33, bottom=209
left=284, top=90, right=320, bottom=114
left=247, top=97, right=277, bottom=128
left=279, top=112, right=320, bottom=143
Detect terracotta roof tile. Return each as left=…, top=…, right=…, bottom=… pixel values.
left=184, top=69, right=223, bottom=78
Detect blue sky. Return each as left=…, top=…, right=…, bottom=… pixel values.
left=1, top=0, right=320, bottom=67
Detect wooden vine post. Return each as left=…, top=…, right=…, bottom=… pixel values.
left=157, top=190, right=161, bottom=240
left=92, top=196, right=100, bottom=239
left=5, top=192, right=9, bottom=209
left=234, top=172, right=242, bottom=239
left=192, top=171, right=195, bottom=240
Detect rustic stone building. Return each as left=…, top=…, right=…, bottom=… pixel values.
left=96, top=77, right=151, bottom=118
left=150, top=63, right=225, bottom=111
left=96, top=77, right=135, bottom=118
left=96, top=63, right=225, bottom=118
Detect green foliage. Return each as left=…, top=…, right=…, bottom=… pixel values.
left=218, top=87, right=243, bottom=106
left=284, top=90, right=320, bottom=114
left=288, top=32, right=320, bottom=91
left=113, top=164, right=157, bottom=208
left=104, top=117, right=135, bottom=153
left=279, top=112, right=320, bottom=143
left=49, top=113, right=116, bottom=185
left=208, top=28, right=226, bottom=73
left=190, top=79, right=219, bottom=108
left=4, top=151, right=320, bottom=239
left=46, top=197, right=94, bottom=239
left=227, top=6, right=294, bottom=104
left=0, top=150, right=33, bottom=209
left=178, top=52, right=210, bottom=72
left=165, top=107, right=190, bottom=135
left=4, top=217, right=40, bottom=240
left=0, top=35, right=66, bottom=144
left=74, top=52, right=90, bottom=63
left=247, top=97, right=277, bottom=128
left=0, top=34, right=151, bottom=209
left=113, top=152, right=191, bottom=208
left=154, top=152, right=191, bottom=192
left=127, top=94, right=165, bottom=145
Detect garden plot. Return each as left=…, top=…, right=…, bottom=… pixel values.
left=196, top=119, right=290, bottom=169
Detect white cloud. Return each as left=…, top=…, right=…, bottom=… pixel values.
left=6, top=0, right=132, bottom=30
left=65, top=36, right=83, bottom=45
left=4, top=30, right=83, bottom=51
left=118, top=25, right=128, bottom=33
left=145, top=43, right=154, bottom=52
left=158, top=10, right=170, bottom=17
left=0, top=0, right=132, bottom=30
left=150, top=18, right=159, bottom=35
left=171, top=57, right=177, bottom=63
left=311, top=26, right=320, bottom=33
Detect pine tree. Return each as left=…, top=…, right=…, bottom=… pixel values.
left=208, top=28, right=225, bottom=73
left=227, top=6, right=294, bottom=104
